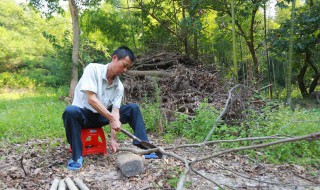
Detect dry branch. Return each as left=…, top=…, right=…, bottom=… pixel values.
left=19, top=156, right=27, bottom=176
left=195, top=132, right=320, bottom=162
left=165, top=136, right=286, bottom=150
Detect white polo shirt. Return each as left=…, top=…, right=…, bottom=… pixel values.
left=72, top=63, right=124, bottom=113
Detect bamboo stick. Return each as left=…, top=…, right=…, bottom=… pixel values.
left=74, top=178, right=90, bottom=190
left=49, top=178, right=59, bottom=190
left=65, top=177, right=79, bottom=190
left=58, top=179, right=66, bottom=190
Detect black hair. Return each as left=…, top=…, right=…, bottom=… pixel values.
left=112, top=46, right=135, bottom=62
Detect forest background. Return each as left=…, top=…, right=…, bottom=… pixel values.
left=0, top=0, right=319, bottom=189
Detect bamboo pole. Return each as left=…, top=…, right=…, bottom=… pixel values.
left=49, top=178, right=59, bottom=190
left=65, top=177, right=79, bottom=190
left=58, top=179, right=66, bottom=190
left=74, top=178, right=90, bottom=190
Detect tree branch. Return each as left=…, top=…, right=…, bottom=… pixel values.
left=194, top=132, right=320, bottom=163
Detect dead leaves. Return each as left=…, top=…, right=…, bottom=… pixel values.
left=0, top=138, right=319, bottom=189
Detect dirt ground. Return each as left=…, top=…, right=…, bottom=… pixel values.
left=0, top=137, right=319, bottom=190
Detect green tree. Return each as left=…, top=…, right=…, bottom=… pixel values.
left=0, top=0, right=52, bottom=72
left=123, top=0, right=205, bottom=58
left=80, top=2, right=133, bottom=53
left=206, top=0, right=267, bottom=82
left=29, top=0, right=102, bottom=97
left=269, top=2, right=320, bottom=98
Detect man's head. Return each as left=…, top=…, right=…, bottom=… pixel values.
left=110, top=46, right=135, bottom=75
left=112, top=46, right=135, bottom=62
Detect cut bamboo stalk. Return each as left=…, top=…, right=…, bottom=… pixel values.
left=65, top=177, right=79, bottom=190
left=74, top=178, right=90, bottom=190
left=49, top=178, right=59, bottom=190
left=58, top=179, right=66, bottom=190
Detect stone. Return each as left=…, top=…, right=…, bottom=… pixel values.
left=116, top=153, right=144, bottom=177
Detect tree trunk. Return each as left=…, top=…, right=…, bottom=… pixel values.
left=297, top=52, right=309, bottom=98
left=308, top=56, right=319, bottom=93
left=286, top=0, right=296, bottom=105
left=247, top=42, right=258, bottom=80
left=231, top=0, right=237, bottom=82
left=264, top=2, right=272, bottom=97
left=68, top=0, right=80, bottom=99
left=193, top=30, right=198, bottom=59
left=309, top=0, right=314, bottom=7
left=232, top=5, right=259, bottom=83
left=127, top=0, right=137, bottom=52
left=249, top=8, right=259, bottom=82
left=182, top=1, right=189, bottom=55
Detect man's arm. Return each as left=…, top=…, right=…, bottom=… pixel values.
left=110, top=108, right=120, bottom=152
left=86, top=91, right=121, bottom=131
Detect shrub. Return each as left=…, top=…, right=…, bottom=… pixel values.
left=0, top=72, right=36, bottom=89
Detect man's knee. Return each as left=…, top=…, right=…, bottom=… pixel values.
left=63, top=105, right=82, bottom=119
left=127, top=103, right=140, bottom=109
left=127, top=103, right=140, bottom=111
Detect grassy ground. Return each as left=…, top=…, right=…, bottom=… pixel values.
left=0, top=87, right=67, bottom=143
left=0, top=87, right=142, bottom=144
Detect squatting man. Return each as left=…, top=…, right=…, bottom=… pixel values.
left=62, top=46, right=156, bottom=170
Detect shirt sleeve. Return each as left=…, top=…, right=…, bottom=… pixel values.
left=111, top=84, right=124, bottom=108
left=80, top=64, right=98, bottom=93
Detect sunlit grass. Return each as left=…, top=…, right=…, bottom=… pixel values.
left=0, top=87, right=67, bottom=143
left=0, top=87, right=160, bottom=145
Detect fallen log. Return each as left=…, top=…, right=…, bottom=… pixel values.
left=117, top=153, right=144, bottom=177
left=135, top=60, right=177, bottom=69
left=127, top=70, right=173, bottom=77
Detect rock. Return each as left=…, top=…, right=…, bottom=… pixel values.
left=116, top=153, right=144, bottom=177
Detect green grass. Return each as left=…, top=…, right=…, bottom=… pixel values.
left=0, top=87, right=67, bottom=143
left=0, top=87, right=162, bottom=144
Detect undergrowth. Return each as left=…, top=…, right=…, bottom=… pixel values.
left=166, top=99, right=320, bottom=166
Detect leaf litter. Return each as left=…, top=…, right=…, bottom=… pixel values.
left=0, top=137, right=319, bottom=190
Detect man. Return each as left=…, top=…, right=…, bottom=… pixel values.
left=63, top=46, right=152, bottom=171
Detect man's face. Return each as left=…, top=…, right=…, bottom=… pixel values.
left=113, top=55, right=133, bottom=75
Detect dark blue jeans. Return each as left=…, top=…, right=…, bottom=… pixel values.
left=62, top=103, right=149, bottom=161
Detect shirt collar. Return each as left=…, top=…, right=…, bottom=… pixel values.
left=103, top=63, right=119, bottom=86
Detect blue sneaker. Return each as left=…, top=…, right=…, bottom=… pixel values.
left=144, top=153, right=159, bottom=159
left=67, top=156, right=84, bottom=171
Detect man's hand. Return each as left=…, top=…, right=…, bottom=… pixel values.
left=110, top=119, right=121, bottom=132
left=110, top=139, right=119, bottom=152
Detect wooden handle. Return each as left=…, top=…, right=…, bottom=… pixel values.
left=120, top=128, right=142, bottom=143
